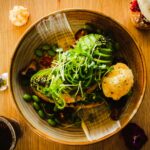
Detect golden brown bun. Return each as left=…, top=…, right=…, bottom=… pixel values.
left=32, top=88, right=103, bottom=109
left=130, top=11, right=150, bottom=29
left=102, top=63, right=134, bottom=100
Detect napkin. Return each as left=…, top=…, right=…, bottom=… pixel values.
left=36, top=13, right=75, bottom=50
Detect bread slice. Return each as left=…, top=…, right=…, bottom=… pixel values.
left=31, top=88, right=103, bottom=109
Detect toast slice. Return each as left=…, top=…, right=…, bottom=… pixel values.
left=31, top=87, right=103, bottom=109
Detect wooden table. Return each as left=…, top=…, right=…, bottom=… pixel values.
left=0, top=0, right=150, bottom=149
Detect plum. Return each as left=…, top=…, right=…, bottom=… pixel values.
left=121, top=123, right=148, bottom=150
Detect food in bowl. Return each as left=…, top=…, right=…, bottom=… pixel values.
left=130, top=0, right=150, bottom=29
left=10, top=9, right=146, bottom=144
left=20, top=23, right=134, bottom=127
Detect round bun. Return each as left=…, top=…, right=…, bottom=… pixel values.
left=130, top=0, right=150, bottom=29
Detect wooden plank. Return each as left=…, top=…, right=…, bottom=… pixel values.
left=0, top=0, right=150, bottom=149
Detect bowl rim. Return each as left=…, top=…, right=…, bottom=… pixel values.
left=9, top=8, right=147, bottom=145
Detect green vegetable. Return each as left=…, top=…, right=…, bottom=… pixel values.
left=33, top=102, right=40, bottom=110
left=48, top=50, right=56, bottom=56
left=30, top=34, right=116, bottom=110
left=51, top=44, right=58, bottom=51
left=35, top=49, right=43, bottom=57
left=38, top=110, right=45, bottom=118
left=32, top=95, right=40, bottom=103
left=53, top=106, right=59, bottom=112
left=23, top=94, right=32, bottom=102
left=42, top=44, right=51, bottom=50
left=47, top=118, right=57, bottom=126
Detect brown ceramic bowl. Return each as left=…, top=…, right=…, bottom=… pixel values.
left=10, top=9, right=146, bottom=145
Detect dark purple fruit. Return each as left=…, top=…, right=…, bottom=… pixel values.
left=39, top=56, right=53, bottom=68
left=121, top=123, right=148, bottom=150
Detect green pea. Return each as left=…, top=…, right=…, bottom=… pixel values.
left=42, top=44, right=51, bottom=50
left=33, top=102, right=40, bottom=111
left=48, top=50, right=56, bottom=56
left=32, top=95, right=40, bottom=103
left=38, top=110, right=45, bottom=118
left=47, top=118, right=56, bottom=126
left=51, top=44, right=58, bottom=51
left=23, top=94, right=32, bottom=102
left=35, top=49, right=43, bottom=57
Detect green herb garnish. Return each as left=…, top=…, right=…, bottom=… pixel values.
left=30, top=34, right=116, bottom=110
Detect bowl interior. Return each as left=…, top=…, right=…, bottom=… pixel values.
left=10, top=9, right=146, bottom=145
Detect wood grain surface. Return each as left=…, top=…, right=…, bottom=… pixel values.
left=0, top=0, right=150, bottom=149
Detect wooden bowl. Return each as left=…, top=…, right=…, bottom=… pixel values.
left=10, top=9, right=146, bottom=145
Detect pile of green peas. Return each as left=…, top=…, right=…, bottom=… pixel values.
left=23, top=94, right=58, bottom=127
left=35, top=43, right=58, bottom=57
